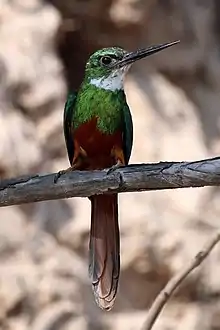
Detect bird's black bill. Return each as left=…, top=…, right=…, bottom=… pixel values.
left=116, top=40, right=180, bottom=68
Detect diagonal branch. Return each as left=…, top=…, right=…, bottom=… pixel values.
left=0, top=156, right=220, bottom=207
left=142, top=232, right=220, bottom=330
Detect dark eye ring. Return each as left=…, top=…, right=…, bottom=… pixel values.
left=100, top=56, right=112, bottom=66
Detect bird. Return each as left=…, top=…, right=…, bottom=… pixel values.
left=55, top=40, right=180, bottom=311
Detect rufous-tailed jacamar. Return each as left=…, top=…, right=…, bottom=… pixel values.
left=56, top=40, right=179, bottom=310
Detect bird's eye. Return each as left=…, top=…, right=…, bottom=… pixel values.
left=100, top=56, right=112, bottom=66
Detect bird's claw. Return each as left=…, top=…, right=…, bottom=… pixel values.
left=106, top=162, right=122, bottom=175
left=54, top=170, right=64, bottom=183
left=54, top=163, right=80, bottom=183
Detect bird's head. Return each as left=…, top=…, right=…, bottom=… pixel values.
left=85, top=40, right=179, bottom=91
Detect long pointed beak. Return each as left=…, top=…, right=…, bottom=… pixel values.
left=116, top=40, right=180, bottom=68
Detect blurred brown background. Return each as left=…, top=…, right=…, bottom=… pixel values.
left=0, top=0, right=220, bottom=329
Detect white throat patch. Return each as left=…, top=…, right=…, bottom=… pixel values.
left=89, top=69, right=126, bottom=91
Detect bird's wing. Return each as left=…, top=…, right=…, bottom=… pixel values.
left=122, top=103, right=133, bottom=165
left=63, top=92, right=77, bottom=165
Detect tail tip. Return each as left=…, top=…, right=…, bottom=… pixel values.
left=92, top=285, right=116, bottom=311
left=94, top=294, right=115, bottom=311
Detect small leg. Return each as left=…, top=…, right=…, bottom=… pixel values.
left=54, top=158, right=82, bottom=183
left=106, top=159, right=124, bottom=175
left=54, top=140, right=88, bottom=183
left=107, top=146, right=126, bottom=175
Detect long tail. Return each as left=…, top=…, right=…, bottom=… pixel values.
left=89, top=194, right=120, bottom=311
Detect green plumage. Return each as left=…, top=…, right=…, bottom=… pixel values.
left=74, top=83, right=127, bottom=133
left=64, top=83, right=133, bottom=165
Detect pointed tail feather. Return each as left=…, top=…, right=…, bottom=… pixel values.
left=89, top=194, right=120, bottom=311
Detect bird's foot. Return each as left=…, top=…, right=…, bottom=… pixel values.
left=54, top=159, right=82, bottom=183
left=54, top=167, right=72, bottom=183
left=106, top=161, right=123, bottom=175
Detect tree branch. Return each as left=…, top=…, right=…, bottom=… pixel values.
left=142, top=232, right=220, bottom=330
left=0, top=156, right=220, bottom=207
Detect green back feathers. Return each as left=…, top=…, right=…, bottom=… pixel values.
left=63, top=92, right=77, bottom=165
left=122, top=103, right=133, bottom=164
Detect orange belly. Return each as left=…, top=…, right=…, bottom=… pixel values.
left=73, top=118, right=123, bottom=170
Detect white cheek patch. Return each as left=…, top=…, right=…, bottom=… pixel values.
left=90, top=69, right=128, bottom=91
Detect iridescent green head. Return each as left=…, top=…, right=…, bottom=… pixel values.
left=84, top=40, right=180, bottom=91
left=85, top=47, right=127, bottom=80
